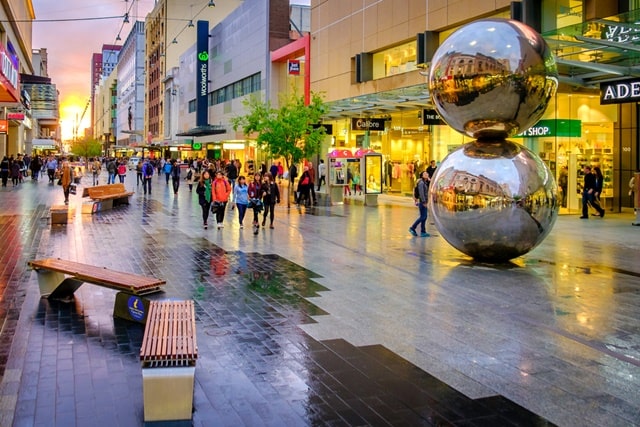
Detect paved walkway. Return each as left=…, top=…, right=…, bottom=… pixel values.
left=0, top=174, right=639, bottom=426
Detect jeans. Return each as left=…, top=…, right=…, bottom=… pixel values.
left=172, top=177, right=180, bottom=193
left=108, top=173, right=116, bottom=184
left=143, top=177, right=152, bottom=194
left=118, top=174, right=125, bottom=183
left=263, top=202, right=275, bottom=225
left=201, top=201, right=211, bottom=225
left=137, top=172, right=143, bottom=185
left=92, top=173, right=99, bottom=186
left=582, top=191, right=603, bottom=217
left=317, top=175, right=326, bottom=190
left=236, top=203, right=247, bottom=225
left=410, top=203, right=428, bottom=233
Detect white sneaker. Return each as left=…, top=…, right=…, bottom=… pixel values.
left=239, top=224, right=244, bottom=229
left=217, top=223, right=222, bottom=229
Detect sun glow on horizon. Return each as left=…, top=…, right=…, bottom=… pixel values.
left=59, top=95, right=90, bottom=141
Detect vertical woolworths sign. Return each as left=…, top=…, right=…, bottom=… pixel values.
left=196, top=20, right=209, bottom=127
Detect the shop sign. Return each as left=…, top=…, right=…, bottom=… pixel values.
left=288, top=60, right=300, bottom=75
left=0, top=43, right=19, bottom=103
left=600, top=78, right=640, bottom=104
left=351, top=118, right=385, bottom=131
left=514, top=119, right=581, bottom=138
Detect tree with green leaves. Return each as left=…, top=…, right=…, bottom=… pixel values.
left=231, top=90, right=328, bottom=206
left=70, top=138, right=103, bottom=165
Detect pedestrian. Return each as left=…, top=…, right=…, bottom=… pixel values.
left=297, top=166, right=312, bottom=205
left=225, top=159, right=238, bottom=201
left=212, top=170, right=231, bottom=229
left=117, top=160, right=127, bottom=183
left=106, top=158, right=116, bottom=184
left=558, top=165, right=568, bottom=208
left=317, top=159, right=326, bottom=191
left=163, top=159, right=172, bottom=185
left=142, top=158, right=154, bottom=195
left=580, top=165, right=604, bottom=219
left=629, top=172, right=637, bottom=211
left=308, top=161, right=317, bottom=204
left=196, top=169, right=213, bottom=229
left=170, top=159, right=181, bottom=194
left=261, top=172, right=280, bottom=229
left=0, top=155, right=8, bottom=187
left=269, top=162, right=278, bottom=181
left=30, top=155, right=42, bottom=181
left=185, top=165, right=196, bottom=192
left=289, top=163, right=298, bottom=201
left=91, top=157, right=101, bottom=186
left=426, top=160, right=437, bottom=181
left=46, top=156, right=58, bottom=184
left=135, top=160, right=143, bottom=186
left=234, top=175, right=249, bottom=228
left=277, top=161, right=284, bottom=182
left=409, top=171, right=430, bottom=237
left=344, top=167, right=353, bottom=196
left=248, top=172, right=265, bottom=234
left=10, top=159, right=21, bottom=186
left=60, top=158, right=75, bottom=205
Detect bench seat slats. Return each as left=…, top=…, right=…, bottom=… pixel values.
left=28, top=258, right=165, bottom=295
left=140, top=300, right=197, bottom=368
left=83, top=183, right=133, bottom=201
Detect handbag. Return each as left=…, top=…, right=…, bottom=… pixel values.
left=248, top=198, right=263, bottom=211
left=57, top=178, right=62, bottom=186
left=210, top=201, right=223, bottom=213
left=69, top=184, right=77, bottom=195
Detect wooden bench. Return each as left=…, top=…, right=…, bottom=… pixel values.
left=81, top=183, right=134, bottom=214
left=140, top=300, right=197, bottom=422
left=28, top=258, right=165, bottom=322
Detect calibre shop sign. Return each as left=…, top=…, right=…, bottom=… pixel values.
left=600, top=78, right=640, bottom=104
left=351, top=118, right=385, bottom=130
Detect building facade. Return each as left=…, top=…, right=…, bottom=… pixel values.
left=310, top=0, right=640, bottom=211
left=116, top=21, right=145, bottom=147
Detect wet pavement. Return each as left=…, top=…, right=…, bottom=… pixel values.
left=0, top=174, right=639, bottom=426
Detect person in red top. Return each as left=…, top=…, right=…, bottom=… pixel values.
left=212, top=170, right=231, bottom=228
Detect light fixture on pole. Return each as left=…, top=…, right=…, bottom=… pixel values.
left=208, top=1, right=215, bottom=7
left=123, top=13, right=129, bottom=24
left=172, top=38, right=178, bottom=44
left=188, top=20, right=194, bottom=28
left=116, top=34, right=122, bottom=41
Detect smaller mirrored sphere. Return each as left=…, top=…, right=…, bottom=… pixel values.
left=428, top=18, right=558, bottom=139
left=429, top=140, right=558, bottom=262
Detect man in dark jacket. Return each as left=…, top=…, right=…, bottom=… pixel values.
left=409, top=171, right=430, bottom=237
left=581, top=165, right=604, bottom=219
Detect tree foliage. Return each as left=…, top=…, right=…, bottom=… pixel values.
left=230, top=90, right=328, bottom=170
left=70, top=138, right=102, bottom=161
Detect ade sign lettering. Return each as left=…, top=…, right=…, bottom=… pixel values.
left=600, top=78, right=640, bottom=104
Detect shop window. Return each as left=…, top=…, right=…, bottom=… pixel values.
left=371, top=41, right=417, bottom=80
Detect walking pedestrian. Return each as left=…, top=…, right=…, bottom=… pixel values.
left=185, top=165, right=196, bottom=192
left=308, top=161, right=317, bottom=204
left=234, top=175, right=249, bottom=228
left=46, top=156, right=58, bottom=184
left=580, top=165, right=604, bottom=219
left=117, top=160, right=127, bottom=183
left=142, top=158, right=154, bottom=195
left=106, top=158, right=116, bottom=184
left=0, top=156, right=8, bottom=187
left=261, top=172, right=280, bottom=229
left=248, top=172, right=265, bottom=234
left=10, top=159, right=20, bottom=186
left=196, top=169, right=213, bottom=229
left=225, top=160, right=238, bottom=202
left=135, top=161, right=143, bottom=186
left=60, top=158, right=75, bottom=205
left=212, top=170, right=231, bottom=229
left=317, top=159, right=326, bottom=191
left=163, top=159, right=172, bottom=185
left=91, top=157, right=101, bottom=186
left=29, top=155, right=42, bottom=181
left=409, top=171, right=430, bottom=237
left=170, top=159, right=181, bottom=194
left=297, top=166, right=312, bottom=205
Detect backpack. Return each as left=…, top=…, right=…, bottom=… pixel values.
left=414, top=180, right=421, bottom=200
left=144, top=162, right=154, bottom=176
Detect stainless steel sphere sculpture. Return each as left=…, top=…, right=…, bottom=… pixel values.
left=428, top=19, right=559, bottom=262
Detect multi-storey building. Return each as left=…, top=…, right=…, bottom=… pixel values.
left=116, top=21, right=146, bottom=147
left=310, top=0, right=640, bottom=212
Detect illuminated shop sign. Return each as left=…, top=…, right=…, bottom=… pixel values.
left=0, top=43, right=19, bottom=102
left=514, top=119, right=581, bottom=138
left=196, top=21, right=209, bottom=127
left=422, top=109, right=445, bottom=125
left=600, top=78, right=640, bottom=104
left=288, top=60, right=300, bottom=75
left=351, top=118, right=385, bottom=131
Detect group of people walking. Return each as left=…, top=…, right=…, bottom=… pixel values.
left=196, top=169, right=280, bottom=235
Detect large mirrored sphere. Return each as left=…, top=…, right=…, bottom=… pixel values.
left=429, top=139, right=558, bottom=262
left=428, top=18, right=558, bottom=139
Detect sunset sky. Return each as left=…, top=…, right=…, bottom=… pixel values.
left=31, top=0, right=155, bottom=140
left=31, top=0, right=309, bottom=141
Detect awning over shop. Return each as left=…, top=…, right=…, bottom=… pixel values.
left=31, top=138, right=57, bottom=150
left=176, top=125, right=226, bottom=137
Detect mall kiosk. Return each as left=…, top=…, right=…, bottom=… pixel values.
left=328, top=149, right=357, bottom=204
left=356, top=149, right=382, bottom=206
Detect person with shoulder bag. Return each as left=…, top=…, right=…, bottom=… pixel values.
left=196, top=170, right=213, bottom=229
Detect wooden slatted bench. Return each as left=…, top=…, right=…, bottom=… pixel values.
left=140, top=300, right=198, bottom=422
left=28, top=258, right=165, bottom=323
left=81, top=183, right=134, bottom=214
left=50, top=204, right=69, bottom=225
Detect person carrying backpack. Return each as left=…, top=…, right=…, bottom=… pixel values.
left=142, top=158, right=154, bottom=195
left=409, top=171, right=430, bottom=237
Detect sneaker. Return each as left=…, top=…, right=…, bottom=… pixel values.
left=217, top=223, right=222, bottom=229
left=240, top=224, right=243, bottom=229
left=204, top=223, right=208, bottom=229
left=262, top=220, right=266, bottom=227
left=269, top=225, right=274, bottom=229
left=420, top=232, right=430, bottom=237
left=408, top=228, right=417, bottom=236
left=579, top=216, right=588, bottom=219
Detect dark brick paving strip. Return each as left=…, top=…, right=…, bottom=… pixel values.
left=0, top=187, right=554, bottom=426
